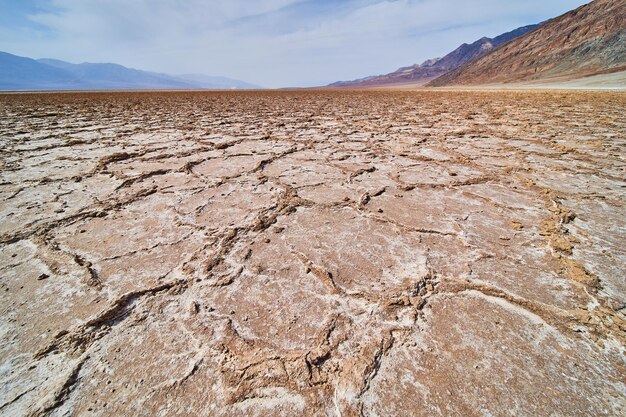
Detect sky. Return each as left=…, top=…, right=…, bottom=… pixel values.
left=0, top=0, right=590, bottom=88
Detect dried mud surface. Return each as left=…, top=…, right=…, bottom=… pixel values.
left=0, top=90, right=625, bottom=416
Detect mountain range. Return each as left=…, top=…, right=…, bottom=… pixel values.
left=0, top=52, right=261, bottom=91
left=329, top=24, right=541, bottom=88
left=428, top=0, right=626, bottom=86
left=331, top=0, right=625, bottom=88
left=2, top=0, right=624, bottom=91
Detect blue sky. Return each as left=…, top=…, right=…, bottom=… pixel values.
left=0, top=0, right=590, bottom=87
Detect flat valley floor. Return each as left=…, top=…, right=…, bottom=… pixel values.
left=0, top=90, right=625, bottom=416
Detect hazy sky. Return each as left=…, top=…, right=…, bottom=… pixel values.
left=0, top=0, right=590, bottom=88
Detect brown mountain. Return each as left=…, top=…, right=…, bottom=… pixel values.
left=328, top=24, right=539, bottom=88
left=429, top=0, right=626, bottom=86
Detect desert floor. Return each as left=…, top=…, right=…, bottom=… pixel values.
left=0, top=90, right=624, bottom=416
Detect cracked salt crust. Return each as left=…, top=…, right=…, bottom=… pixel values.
left=0, top=90, right=624, bottom=416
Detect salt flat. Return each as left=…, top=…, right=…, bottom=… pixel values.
left=0, top=90, right=624, bottom=416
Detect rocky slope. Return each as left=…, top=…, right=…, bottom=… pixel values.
left=329, top=24, right=539, bottom=88
left=429, top=0, right=626, bottom=86
left=0, top=90, right=625, bottom=416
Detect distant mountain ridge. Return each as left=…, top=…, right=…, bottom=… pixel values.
left=175, top=74, right=260, bottom=90
left=329, top=24, right=540, bottom=87
left=0, top=52, right=261, bottom=91
left=428, top=0, right=626, bottom=86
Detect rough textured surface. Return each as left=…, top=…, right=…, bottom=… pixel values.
left=429, top=0, right=626, bottom=86
left=0, top=90, right=625, bottom=416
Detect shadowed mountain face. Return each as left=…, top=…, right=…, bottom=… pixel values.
left=36, top=59, right=196, bottom=90
left=429, top=0, right=626, bottom=86
left=0, top=52, right=79, bottom=90
left=0, top=52, right=261, bottom=90
left=329, top=24, right=540, bottom=88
